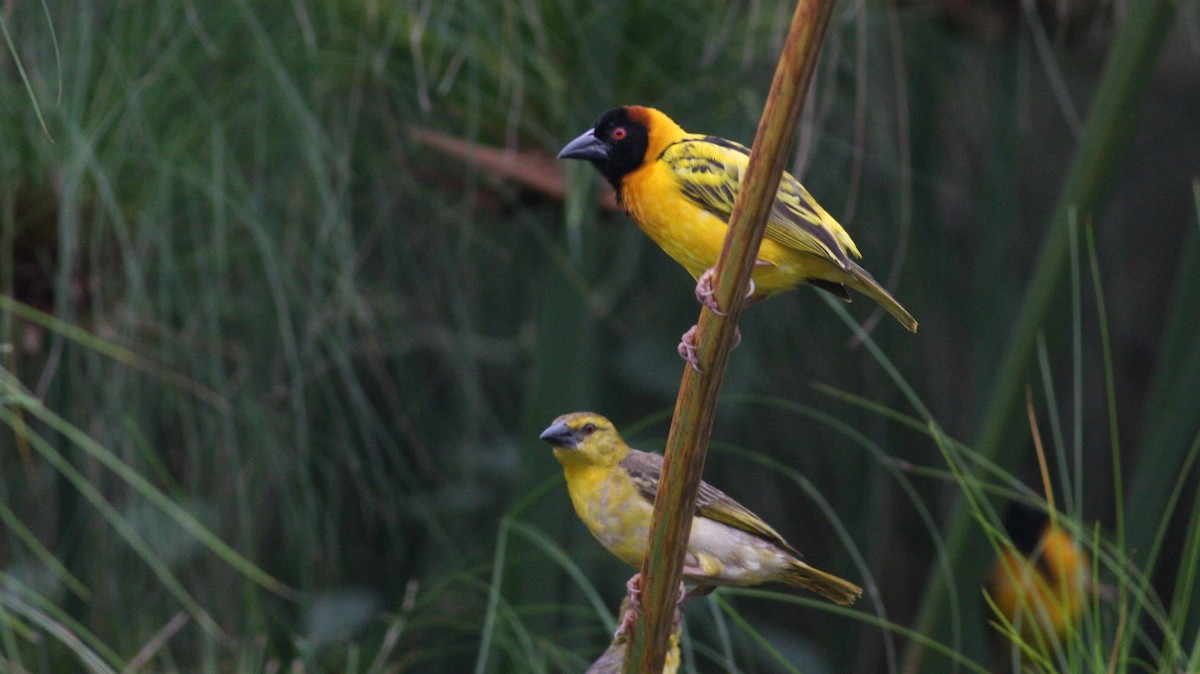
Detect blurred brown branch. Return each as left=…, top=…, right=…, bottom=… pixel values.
left=411, top=128, right=618, bottom=210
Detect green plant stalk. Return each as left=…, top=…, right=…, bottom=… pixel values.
left=1125, top=181, right=1200, bottom=642
left=624, top=0, right=836, bottom=670
left=0, top=575, right=123, bottom=670
left=0, top=296, right=228, bottom=412
left=902, top=0, right=1179, bottom=670
left=728, top=588, right=994, bottom=673
left=0, top=370, right=291, bottom=600
left=0, top=9, right=53, bottom=138
left=512, top=201, right=601, bottom=646
left=0, top=404, right=221, bottom=639
left=1086, top=223, right=1126, bottom=601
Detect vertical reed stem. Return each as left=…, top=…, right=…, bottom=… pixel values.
left=624, top=1, right=836, bottom=669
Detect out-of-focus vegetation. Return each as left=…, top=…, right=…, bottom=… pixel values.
left=1, top=0, right=1197, bottom=672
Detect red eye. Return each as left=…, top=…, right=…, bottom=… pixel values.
left=611, top=127, right=627, bottom=141
left=582, top=423, right=597, bottom=435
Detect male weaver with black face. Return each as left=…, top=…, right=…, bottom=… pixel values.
left=987, top=502, right=1093, bottom=661
left=559, top=106, right=917, bottom=366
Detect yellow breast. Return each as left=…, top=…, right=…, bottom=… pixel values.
left=620, top=162, right=724, bottom=279
left=561, top=463, right=654, bottom=568
left=620, top=161, right=842, bottom=297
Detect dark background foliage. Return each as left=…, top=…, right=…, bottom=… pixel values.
left=1, top=0, right=1197, bottom=671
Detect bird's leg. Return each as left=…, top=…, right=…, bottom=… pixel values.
left=625, top=573, right=643, bottom=611
left=678, top=324, right=742, bottom=372
left=615, top=573, right=643, bottom=637
left=615, top=573, right=690, bottom=638
left=614, top=605, right=638, bottom=639
left=694, top=268, right=723, bottom=315
left=677, top=326, right=703, bottom=373
left=694, top=268, right=757, bottom=316
left=678, top=566, right=716, bottom=602
left=685, top=266, right=753, bottom=370
left=681, top=584, right=716, bottom=602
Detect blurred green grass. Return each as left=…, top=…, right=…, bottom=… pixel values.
left=1, top=0, right=1198, bottom=672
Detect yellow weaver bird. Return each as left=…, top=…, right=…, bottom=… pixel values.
left=987, top=503, right=1091, bottom=660
left=585, top=597, right=681, bottom=674
left=541, top=412, right=862, bottom=613
left=558, top=106, right=917, bottom=363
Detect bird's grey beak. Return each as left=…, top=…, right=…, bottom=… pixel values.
left=539, top=419, right=577, bottom=447
left=557, top=129, right=607, bottom=162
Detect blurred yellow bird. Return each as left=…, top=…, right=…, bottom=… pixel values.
left=558, top=106, right=917, bottom=339
left=540, top=412, right=862, bottom=606
left=987, top=503, right=1091, bottom=657
left=585, top=597, right=681, bottom=674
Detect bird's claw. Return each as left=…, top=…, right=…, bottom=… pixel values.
left=614, top=608, right=638, bottom=639
left=615, top=574, right=643, bottom=638
left=695, top=268, right=725, bottom=315
left=678, top=325, right=742, bottom=372
left=678, top=326, right=703, bottom=373
left=625, top=573, right=643, bottom=611
left=614, top=573, right=688, bottom=638
left=695, top=268, right=757, bottom=316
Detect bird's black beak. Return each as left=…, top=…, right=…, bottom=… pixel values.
left=557, top=129, right=607, bottom=162
left=539, top=419, right=577, bottom=448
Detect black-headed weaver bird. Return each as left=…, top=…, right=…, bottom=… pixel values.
left=987, top=502, right=1092, bottom=660
left=585, top=597, right=681, bottom=674
left=541, top=412, right=862, bottom=618
left=558, top=106, right=917, bottom=364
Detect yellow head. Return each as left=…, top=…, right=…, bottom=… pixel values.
left=539, top=412, right=630, bottom=468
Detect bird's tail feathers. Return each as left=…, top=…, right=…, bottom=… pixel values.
left=845, top=261, right=918, bottom=332
left=783, top=560, right=863, bottom=606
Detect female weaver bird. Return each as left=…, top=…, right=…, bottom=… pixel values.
left=987, top=502, right=1092, bottom=659
left=541, top=411, right=862, bottom=616
left=558, top=106, right=917, bottom=364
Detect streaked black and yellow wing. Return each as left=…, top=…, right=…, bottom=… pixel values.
left=658, top=136, right=860, bottom=271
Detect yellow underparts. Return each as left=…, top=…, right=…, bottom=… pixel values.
left=558, top=456, right=652, bottom=568
left=620, top=162, right=850, bottom=298
left=556, top=448, right=793, bottom=586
